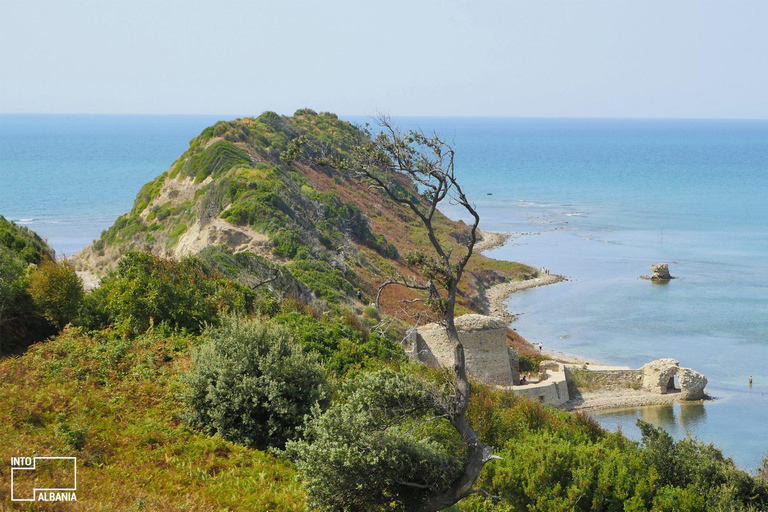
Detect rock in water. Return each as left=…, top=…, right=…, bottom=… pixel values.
left=651, top=263, right=672, bottom=279
left=641, top=358, right=679, bottom=394
left=678, top=367, right=707, bottom=400
left=640, top=263, right=674, bottom=280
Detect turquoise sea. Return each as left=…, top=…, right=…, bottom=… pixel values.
left=1, top=114, right=767, bottom=471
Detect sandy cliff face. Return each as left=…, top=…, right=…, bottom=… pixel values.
left=171, top=217, right=275, bottom=260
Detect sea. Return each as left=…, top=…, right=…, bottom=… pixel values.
left=1, top=114, right=767, bottom=472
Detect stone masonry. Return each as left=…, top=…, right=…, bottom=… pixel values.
left=641, top=358, right=680, bottom=394
left=405, top=314, right=518, bottom=386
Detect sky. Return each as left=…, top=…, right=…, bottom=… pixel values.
left=1, top=0, right=767, bottom=118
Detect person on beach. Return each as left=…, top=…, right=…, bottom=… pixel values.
left=538, top=342, right=543, bottom=351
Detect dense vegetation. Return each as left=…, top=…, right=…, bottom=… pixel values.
left=3, top=113, right=767, bottom=510
left=184, top=315, right=329, bottom=449
left=0, top=216, right=60, bottom=350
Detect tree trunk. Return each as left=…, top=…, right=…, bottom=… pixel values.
left=418, top=284, right=494, bottom=511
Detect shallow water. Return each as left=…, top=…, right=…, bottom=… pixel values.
left=2, top=114, right=767, bottom=470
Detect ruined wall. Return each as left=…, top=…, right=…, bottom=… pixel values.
left=565, top=367, right=643, bottom=390
left=509, top=368, right=569, bottom=407
left=409, top=315, right=516, bottom=386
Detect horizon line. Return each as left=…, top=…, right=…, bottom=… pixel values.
left=1, top=112, right=767, bottom=122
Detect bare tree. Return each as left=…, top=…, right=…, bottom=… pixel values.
left=349, top=115, right=497, bottom=511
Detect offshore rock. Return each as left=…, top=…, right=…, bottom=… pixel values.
left=641, top=358, right=679, bottom=394
left=641, top=263, right=674, bottom=281
left=678, top=367, right=708, bottom=400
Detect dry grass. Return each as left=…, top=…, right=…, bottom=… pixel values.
left=0, top=327, right=307, bottom=511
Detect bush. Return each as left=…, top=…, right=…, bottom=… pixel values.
left=27, top=260, right=83, bottom=329
left=286, top=369, right=463, bottom=511
left=273, top=309, right=404, bottom=376
left=362, top=305, right=380, bottom=321
left=183, top=315, right=329, bottom=449
left=455, top=390, right=768, bottom=511
left=0, top=247, right=53, bottom=351
left=0, top=215, right=53, bottom=265
left=97, top=251, right=252, bottom=335
left=287, top=259, right=353, bottom=302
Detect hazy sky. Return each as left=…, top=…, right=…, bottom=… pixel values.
left=1, top=0, right=766, bottom=118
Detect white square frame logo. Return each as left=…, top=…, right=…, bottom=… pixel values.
left=10, top=456, right=77, bottom=502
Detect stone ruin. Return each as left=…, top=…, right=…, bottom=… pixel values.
left=641, top=358, right=707, bottom=400
left=640, top=263, right=675, bottom=281
left=403, top=314, right=519, bottom=386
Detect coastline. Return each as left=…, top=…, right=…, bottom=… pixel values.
left=476, top=229, right=692, bottom=413
left=484, top=273, right=564, bottom=321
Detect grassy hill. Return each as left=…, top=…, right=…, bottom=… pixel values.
left=76, top=110, right=535, bottom=321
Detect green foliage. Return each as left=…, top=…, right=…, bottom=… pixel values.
left=273, top=309, right=405, bottom=376
left=96, top=251, right=252, bottom=335
left=286, top=259, right=353, bottom=302
left=183, top=315, right=329, bottom=449
left=637, top=420, right=768, bottom=510
left=132, top=173, right=167, bottom=213
left=196, top=244, right=307, bottom=299
left=27, top=260, right=84, bottom=329
left=272, top=229, right=304, bottom=258
left=99, top=212, right=147, bottom=247
left=306, top=189, right=398, bottom=258
left=286, top=369, right=464, bottom=511
left=0, top=247, right=43, bottom=350
left=0, top=215, right=54, bottom=265
left=0, top=222, right=57, bottom=350
left=180, top=140, right=252, bottom=183
left=54, top=413, right=88, bottom=451
left=0, top=327, right=308, bottom=509
left=362, top=304, right=380, bottom=321
left=519, top=353, right=545, bottom=373
left=405, top=250, right=452, bottom=289
left=454, top=386, right=768, bottom=511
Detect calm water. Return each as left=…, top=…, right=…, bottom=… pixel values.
left=0, top=114, right=223, bottom=255
left=2, top=114, right=767, bottom=471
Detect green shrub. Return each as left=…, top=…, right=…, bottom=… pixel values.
left=181, top=140, right=251, bottom=183
left=286, top=369, right=463, bottom=511
left=287, top=259, right=352, bottom=302
left=455, top=387, right=768, bottom=511
left=54, top=413, right=88, bottom=451
left=27, top=260, right=84, bottom=329
left=0, top=215, right=54, bottom=265
left=272, top=229, right=304, bottom=258
left=362, top=304, right=380, bottom=321
left=183, top=315, right=329, bottom=449
left=273, top=309, right=404, bottom=376
left=97, top=251, right=251, bottom=335
left=0, top=247, right=53, bottom=351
